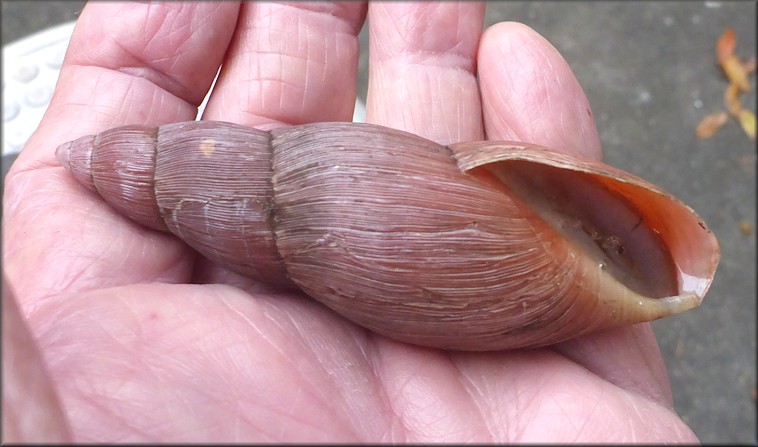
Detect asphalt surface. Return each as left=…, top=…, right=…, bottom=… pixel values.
left=2, top=1, right=756, bottom=443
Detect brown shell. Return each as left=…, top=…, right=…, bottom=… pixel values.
left=56, top=121, right=720, bottom=351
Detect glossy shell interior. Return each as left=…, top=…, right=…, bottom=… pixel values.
left=452, top=141, right=720, bottom=325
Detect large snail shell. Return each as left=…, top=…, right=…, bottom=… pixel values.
left=56, top=121, right=720, bottom=351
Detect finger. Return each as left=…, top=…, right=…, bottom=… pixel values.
left=366, top=1, right=486, bottom=144
left=18, top=1, right=240, bottom=167
left=3, top=2, right=240, bottom=308
left=478, top=22, right=602, bottom=160
left=202, top=1, right=367, bottom=128
left=185, top=1, right=366, bottom=285
left=2, top=278, right=71, bottom=442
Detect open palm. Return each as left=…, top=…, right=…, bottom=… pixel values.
left=3, top=2, right=697, bottom=442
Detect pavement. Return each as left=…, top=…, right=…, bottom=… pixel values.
left=2, top=1, right=756, bottom=443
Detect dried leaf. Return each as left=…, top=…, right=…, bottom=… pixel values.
left=696, top=112, right=729, bottom=138
left=725, top=82, right=742, bottom=115
left=721, top=54, right=752, bottom=92
left=699, top=27, right=755, bottom=141
left=716, top=27, right=736, bottom=64
left=737, top=109, right=756, bottom=139
left=716, top=27, right=736, bottom=63
left=739, top=220, right=753, bottom=236
left=743, top=57, right=757, bottom=75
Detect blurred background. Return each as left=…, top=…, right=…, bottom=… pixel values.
left=2, top=1, right=755, bottom=443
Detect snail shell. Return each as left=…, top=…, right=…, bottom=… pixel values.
left=56, top=120, right=720, bottom=351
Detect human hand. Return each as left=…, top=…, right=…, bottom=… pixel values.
left=2, top=1, right=698, bottom=442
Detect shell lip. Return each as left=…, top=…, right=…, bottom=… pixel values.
left=449, top=140, right=721, bottom=319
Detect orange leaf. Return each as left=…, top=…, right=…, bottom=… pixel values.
left=737, top=109, right=756, bottom=140
left=696, top=112, right=729, bottom=138
left=739, top=220, right=753, bottom=236
left=725, top=82, right=742, bottom=115
left=743, top=57, right=756, bottom=75
left=717, top=27, right=736, bottom=64
left=721, top=55, right=752, bottom=92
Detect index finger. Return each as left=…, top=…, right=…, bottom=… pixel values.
left=3, top=2, right=241, bottom=308
left=14, top=1, right=240, bottom=168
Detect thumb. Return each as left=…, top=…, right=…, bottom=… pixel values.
left=2, top=275, right=71, bottom=443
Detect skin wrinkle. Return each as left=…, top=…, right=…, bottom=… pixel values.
left=627, top=392, right=673, bottom=442
left=396, top=388, right=447, bottom=440
left=88, top=291, right=335, bottom=441
left=5, top=174, right=67, bottom=225
left=61, top=2, right=238, bottom=114
left=320, top=32, right=329, bottom=90
left=219, top=296, right=357, bottom=438
left=117, top=78, right=142, bottom=124
left=136, top=5, right=170, bottom=61
left=488, top=29, right=531, bottom=135
left=377, top=349, right=484, bottom=442
left=368, top=343, right=415, bottom=443
left=381, top=52, right=475, bottom=72
left=367, top=4, right=484, bottom=143
left=143, top=87, right=162, bottom=121
left=276, top=2, right=366, bottom=35
left=52, top=65, right=195, bottom=131
left=521, top=387, right=580, bottom=442
left=209, top=2, right=360, bottom=126
left=510, top=354, right=563, bottom=440
left=3, top=284, right=72, bottom=442
left=5, top=164, right=181, bottom=308
left=15, top=239, right=89, bottom=312
left=301, top=18, right=310, bottom=116
left=220, top=297, right=290, bottom=359
left=504, top=369, right=532, bottom=440
left=406, top=383, right=450, bottom=439
left=104, top=16, right=199, bottom=103
left=571, top=387, right=603, bottom=438
left=192, top=370, right=308, bottom=441
left=506, top=394, right=529, bottom=441
left=482, top=55, right=517, bottom=140
left=66, top=75, right=140, bottom=127
left=64, top=67, right=118, bottom=120
left=373, top=5, right=478, bottom=65
left=370, top=59, right=480, bottom=144
left=453, top=368, right=496, bottom=439
left=380, top=5, right=408, bottom=49
left=449, top=357, right=495, bottom=442
left=75, top=397, right=138, bottom=442
left=359, top=338, right=410, bottom=443
left=281, top=317, right=359, bottom=418
left=552, top=394, right=583, bottom=435
left=624, top=395, right=646, bottom=441
left=243, top=398, right=335, bottom=441
left=160, top=22, right=195, bottom=63
left=283, top=330, right=371, bottom=440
